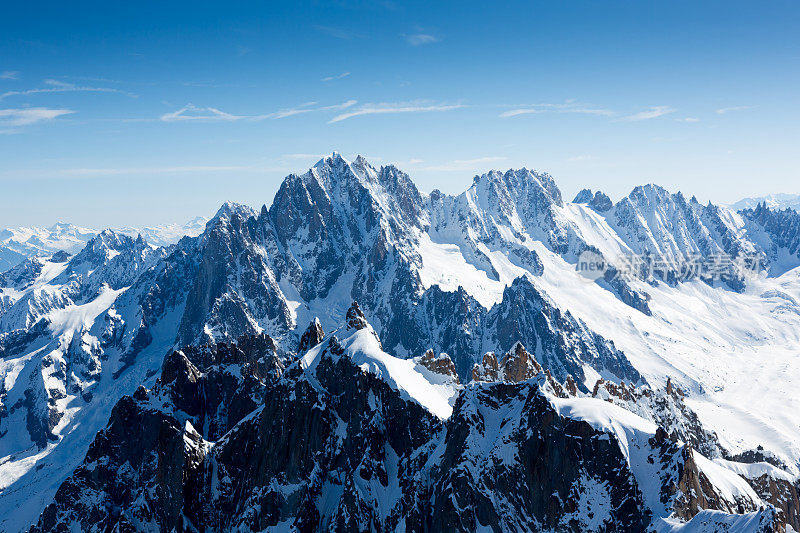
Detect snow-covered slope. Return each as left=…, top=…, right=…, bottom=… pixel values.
left=2, top=153, right=800, bottom=531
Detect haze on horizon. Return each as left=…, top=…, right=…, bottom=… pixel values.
left=1, top=0, right=798, bottom=228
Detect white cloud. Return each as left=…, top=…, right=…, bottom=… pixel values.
left=329, top=101, right=463, bottom=123
left=500, top=103, right=614, bottom=118
left=404, top=33, right=440, bottom=46
left=321, top=72, right=351, bottom=82
left=0, top=71, right=19, bottom=80
left=313, top=25, right=362, bottom=40
left=676, top=117, right=700, bottom=123
left=411, top=156, right=507, bottom=172
left=500, top=108, right=540, bottom=118
left=0, top=79, right=136, bottom=100
left=618, top=106, right=676, bottom=122
left=160, top=104, right=246, bottom=122
left=0, top=107, right=75, bottom=128
left=320, top=99, right=357, bottom=111
left=43, top=79, right=73, bottom=87
left=59, top=165, right=254, bottom=177
left=270, top=101, right=319, bottom=119
left=716, top=105, right=755, bottom=114
left=161, top=100, right=358, bottom=122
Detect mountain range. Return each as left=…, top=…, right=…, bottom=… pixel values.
left=730, top=193, right=800, bottom=213
left=0, top=217, right=209, bottom=272
left=1, top=153, right=800, bottom=532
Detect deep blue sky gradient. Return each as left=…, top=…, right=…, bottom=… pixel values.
left=1, top=0, right=798, bottom=226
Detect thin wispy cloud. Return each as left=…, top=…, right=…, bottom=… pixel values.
left=404, top=33, right=440, bottom=46
left=409, top=156, right=507, bottom=172
left=271, top=101, right=319, bottom=119
left=59, top=165, right=254, bottom=177
left=618, top=106, right=676, bottom=122
left=319, top=100, right=357, bottom=111
left=160, top=104, right=246, bottom=122
left=0, top=78, right=136, bottom=100
left=676, top=117, right=700, bottom=123
left=402, top=158, right=425, bottom=165
left=161, top=100, right=359, bottom=122
left=500, top=103, right=614, bottom=118
left=329, top=101, right=463, bottom=123
left=321, top=72, right=351, bottom=82
left=716, top=105, right=755, bottom=114
left=0, top=71, right=19, bottom=80
left=61, top=75, right=130, bottom=84
left=0, top=107, right=75, bottom=129
left=313, top=25, right=362, bottom=40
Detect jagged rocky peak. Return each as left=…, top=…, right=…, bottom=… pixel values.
left=160, top=348, right=202, bottom=386
left=470, top=167, right=564, bottom=213
left=65, top=228, right=145, bottom=270
left=307, top=152, right=370, bottom=193
left=207, top=200, right=257, bottom=229
left=0, top=254, right=47, bottom=289
left=345, top=300, right=368, bottom=330
left=573, top=188, right=594, bottom=203
left=298, top=317, right=324, bottom=353
left=317, top=152, right=426, bottom=225
left=49, top=250, right=70, bottom=263
left=502, top=340, right=544, bottom=381
left=89, top=228, right=135, bottom=252
left=742, top=202, right=800, bottom=262
left=573, top=188, right=613, bottom=212
left=471, top=341, right=543, bottom=383
left=624, top=182, right=676, bottom=207
left=415, top=349, right=460, bottom=384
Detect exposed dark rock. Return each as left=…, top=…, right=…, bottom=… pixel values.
left=345, top=300, right=368, bottom=330
left=593, top=377, right=723, bottom=459
left=298, top=317, right=324, bottom=353
left=415, top=349, right=460, bottom=384
left=471, top=341, right=542, bottom=383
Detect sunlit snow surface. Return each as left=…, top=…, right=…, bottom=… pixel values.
left=550, top=394, right=762, bottom=518
left=300, top=326, right=459, bottom=419
left=415, top=201, right=800, bottom=473
left=655, top=509, right=788, bottom=533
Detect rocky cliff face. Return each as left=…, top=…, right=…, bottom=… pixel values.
left=32, top=308, right=786, bottom=533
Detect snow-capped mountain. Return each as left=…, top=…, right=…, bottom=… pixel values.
left=0, top=223, right=96, bottom=273
left=0, top=217, right=209, bottom=272
left=114, top=216, right=209, bottom=248
left=2, top=153, right=800, bottom=532
left=731, top=193, right=800, bottom=212
left=27, top=307, right=791, bottom=532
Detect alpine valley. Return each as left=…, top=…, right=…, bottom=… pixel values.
left=2, top=153, right=800, bottom=532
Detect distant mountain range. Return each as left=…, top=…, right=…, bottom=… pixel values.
left=2, top=154, right=800, bottom=532
left=730, top=193, right=800, bottom=212
left=0, top=217, right=209, bottom=272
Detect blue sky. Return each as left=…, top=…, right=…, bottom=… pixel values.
left=1, top=0, right=798, bottom=227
